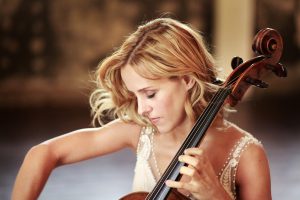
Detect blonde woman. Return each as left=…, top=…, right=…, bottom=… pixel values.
left=12, top=18, right=271, bottom=200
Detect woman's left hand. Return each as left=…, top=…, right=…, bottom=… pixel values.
left=165, top=148, right=230, bottom=200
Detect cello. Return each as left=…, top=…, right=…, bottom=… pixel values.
left=120, top=28, right=287, bottom=200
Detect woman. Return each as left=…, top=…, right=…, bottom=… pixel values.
left=12, top=18, right=271, bottom=200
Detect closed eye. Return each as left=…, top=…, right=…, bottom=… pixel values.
left=146, top=92, right=156, bottom=99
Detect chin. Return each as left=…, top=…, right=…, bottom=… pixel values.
left=155, top=124, right=173, bottom=134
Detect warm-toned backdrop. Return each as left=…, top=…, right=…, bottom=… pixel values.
left=1, top=0, right=299, bottom=199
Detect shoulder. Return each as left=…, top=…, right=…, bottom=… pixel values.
left=225, top=122, right=267, bottom=176
left=236, top=142, right=271, bottom=199
left=210, top=121, right=256, bottom=150
left=221, top=121, right=260, bottom=147
left=236, top=137, right=269, bottom=182
left=229, top=124, right=271, bottom=199
left=103, top=119, right=141, bottom=131
left=100, top=119, right=143, bottom=149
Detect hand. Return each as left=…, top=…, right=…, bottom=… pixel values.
left=165, top=148, right=229, bottom=200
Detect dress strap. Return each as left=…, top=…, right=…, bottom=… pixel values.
left=136, top=126, right=153, bottom=160
left=218, top=134, right=261, bottom=199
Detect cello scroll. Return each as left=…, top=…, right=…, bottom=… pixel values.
left=225, top=28, right=287, bottom=107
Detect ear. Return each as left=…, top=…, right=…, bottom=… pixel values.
left=182, top=75, right=195, bottom=90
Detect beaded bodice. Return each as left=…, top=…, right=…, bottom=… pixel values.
left=132, top=126, right=157, bottom=192
left=132, top=127, right=260, bottom=199
left=218, top=132, right=260, bottom=199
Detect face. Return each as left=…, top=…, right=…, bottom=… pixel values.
left=121, top=64, right=194, bottom=134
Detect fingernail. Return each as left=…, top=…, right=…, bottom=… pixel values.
left=165, top=180, right=170, bottom=186
left=178, top=155, right=182, bottom=161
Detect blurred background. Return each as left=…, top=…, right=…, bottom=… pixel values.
left=0, top=0, right=299, bottom=199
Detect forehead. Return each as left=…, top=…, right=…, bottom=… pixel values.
left=120, top=64, right=160, bottom=92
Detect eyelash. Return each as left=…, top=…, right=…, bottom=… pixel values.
left=146, top=92, right=156, bottom=99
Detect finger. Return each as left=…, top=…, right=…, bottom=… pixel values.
left=185, top=148, right=209, bottom=168
left=165, top=180, right=186, bottom=189
left=184, top=148, right=204, bottom=156
left=179, top=165, right=198, bottom=177
left=179, top=152, right=207, bottom=171
left=166, top=180, right=198, bottom=194
left=178, top=154, right=199, bottom=167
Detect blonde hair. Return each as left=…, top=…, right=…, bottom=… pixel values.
left=90, top=18, right=221, bottom=126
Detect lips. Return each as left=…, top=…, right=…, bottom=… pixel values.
left=150, top=117, right=160, bottom=124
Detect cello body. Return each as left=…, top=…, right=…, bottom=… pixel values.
left=120, top=190, right=189, bottom=200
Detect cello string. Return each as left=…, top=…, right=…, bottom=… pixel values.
left=148, top=29, right=284, bottom=198
left=147, top=74, right=242, bottom=199
left=148, top=89, right=229, bottom=199
left=148, top=89, right=228, bottom=199
left=148, top=75, right=241, bottom=199
left=175, top=74, right=242, bottom=160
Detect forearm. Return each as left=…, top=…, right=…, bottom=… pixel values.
left=12, top=144, right=58, bottom=200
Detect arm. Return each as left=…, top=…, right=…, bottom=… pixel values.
left=236, top=143, right=272, bottom=200
left=11, top=119, right=141, bottom=200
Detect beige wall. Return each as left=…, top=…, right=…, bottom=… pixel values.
left=214, top=0, right=255, bottom=78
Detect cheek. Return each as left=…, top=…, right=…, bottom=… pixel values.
left=156, top=89, right=187, bottom=118
left=156, top=97, right=171, bottom=114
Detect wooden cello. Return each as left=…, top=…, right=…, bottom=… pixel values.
left=120, top=28, right=287, bottom=200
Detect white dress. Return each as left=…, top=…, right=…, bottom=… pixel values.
left=132, top=126, right=260, bottom=199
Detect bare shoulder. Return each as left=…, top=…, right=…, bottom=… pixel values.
left=226, top=122, right=269, bottom=177
left=229, top=123, right=271, bottom=199
left=102, top=119, right=141, bottom=131
left=226, top=121, right=254, bottom=139
left=222, top=121, right=261, bottom=147
left=100, top=119, right=142, bottom=149
left=211, top=121, right=254, bottom=148
left=237, top=143, right=271, bottom=199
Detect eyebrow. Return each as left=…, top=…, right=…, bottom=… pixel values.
left=137, top=87, right=155, bottom=93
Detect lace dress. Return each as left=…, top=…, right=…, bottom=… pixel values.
left=132, top=126, right=260, bottom=199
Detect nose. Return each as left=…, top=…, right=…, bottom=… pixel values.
left=137, top=99, right=152, bottom=117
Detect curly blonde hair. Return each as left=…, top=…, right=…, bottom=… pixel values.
left=90, top=18, right=221, bottom=126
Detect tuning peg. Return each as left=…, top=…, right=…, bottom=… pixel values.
left=272, top=63, right=288, bottom=77
left=212, top=78, right=223, bottom=85
left=245, top=77, right=269, bottom=88
left=231, top=56, right=243, bottom=69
